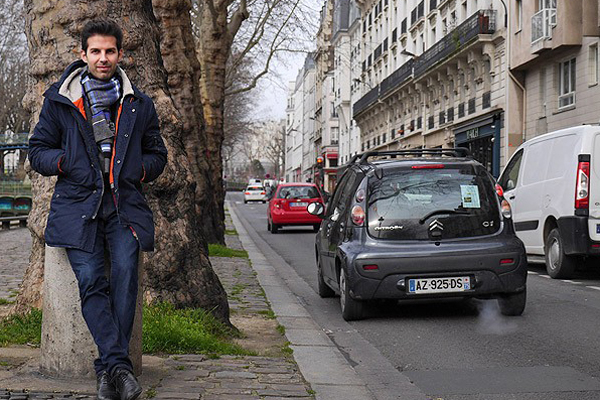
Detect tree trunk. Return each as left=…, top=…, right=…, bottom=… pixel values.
left=152, top=0, right=224, bottom=245
left=197, top=1, right=232, bottom=245
left=18, top=0, right=230, bottom=325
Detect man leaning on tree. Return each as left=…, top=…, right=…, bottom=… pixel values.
left=29, top=19, right=167, bottom=400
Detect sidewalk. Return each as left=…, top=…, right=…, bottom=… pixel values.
left=0, top=212, right=315, bottom=399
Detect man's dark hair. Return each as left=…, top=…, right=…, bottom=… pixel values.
left=81, top=20, right=123, bottom=52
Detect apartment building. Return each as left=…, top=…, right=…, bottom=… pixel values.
left=508, top=0, right=600, bottom=149
left=285, top=54, right=316, bottom=183
left=352, top=0, right=508, bottom=176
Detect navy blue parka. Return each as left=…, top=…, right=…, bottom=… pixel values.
left=29, top=60, right=167, bottom=252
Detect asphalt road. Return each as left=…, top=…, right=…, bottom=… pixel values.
left=229, top=191, right=600, bottom=400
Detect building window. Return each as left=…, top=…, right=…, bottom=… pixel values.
left=589, top=44, right=598, bottom=86
left=558, top=57, right=576, bottom=109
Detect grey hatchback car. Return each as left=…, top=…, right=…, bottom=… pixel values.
left=308, top=149, right=527, bottom=321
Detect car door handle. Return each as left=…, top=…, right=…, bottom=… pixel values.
left=508, top=195, right=515, bottom=200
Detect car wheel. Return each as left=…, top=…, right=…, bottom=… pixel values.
left=545, top=228, right=576, bottom=279
left=339, top=268, right=364, bottom=321
left=270, top=221, right=279, bottom=234
left=317, top=261, right=335, bottom=298
left=262, top=200, right=266, bottom=204
left=244, top=199, right=248, bottom=204
left=497, top=288, right=526, bottom=316
left=313, top=224, right=320, bottom=232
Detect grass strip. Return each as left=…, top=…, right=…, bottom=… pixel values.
left=0, top=303, right=253, bottom=357
left=208, top=244, right=248, bottom=258
left=142, top=302, right=253, bottom=356
left=0, top=308, right=42, bottom=347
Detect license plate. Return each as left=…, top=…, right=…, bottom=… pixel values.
left=408, top=276, right=471, bottom=294
left=290, top=202, right=308, bottom=207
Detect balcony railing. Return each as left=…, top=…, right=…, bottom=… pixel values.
left=531, top=8, right=556, bottom=44
left=413, top=10, right=496, bottom=77
left=380, top=59, right=414, bottom=96
left=353, top=85, right=380, bottom=116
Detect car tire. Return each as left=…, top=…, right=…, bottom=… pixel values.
left=497, top=288, right=526, bottom=316
left=244, top=200, right=248, bottom=204
left=313, top=224, right=320, bottom=232
left=545, top=228, right=576, bottom=279
left=263, top=200, right=266, bottom=204
left=270, top=221, right=279, bottom=234
left=317, top=261, right=335, bottom=298
left=339, top=268, right=365, bottom=321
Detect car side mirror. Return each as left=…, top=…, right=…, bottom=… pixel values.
left=307, top=202, right=325, bottom=218
left=506, top=179, right=515, bottom=191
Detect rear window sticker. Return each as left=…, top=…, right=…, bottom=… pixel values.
left=460, top=185, right=481, bottom=208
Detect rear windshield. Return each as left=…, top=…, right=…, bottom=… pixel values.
left=367, top=165, right=500, bottom=240
left=277, top=186, right=320, bottom=199
left=247, top=186, right=263, bottom=191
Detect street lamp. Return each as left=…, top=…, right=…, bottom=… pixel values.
left=400, top=49, right=419, bottom=59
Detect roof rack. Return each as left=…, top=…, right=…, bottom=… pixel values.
left=357, top=148, right=471, bottom=164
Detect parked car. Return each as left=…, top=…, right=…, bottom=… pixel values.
left=244, top=185, right=267, bottom=204
left=498, top=125, right=600, bottom=279
left=267, top=183, right=325, bottom=233
left=308, top=149, right=527, bottom=321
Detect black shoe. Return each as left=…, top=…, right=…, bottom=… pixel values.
left=97, top=371, right=119, bottom=400
left=112, top=368, right=142, bottom=400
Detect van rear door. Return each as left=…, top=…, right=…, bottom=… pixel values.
left=589, top=131, right=600, bottom=241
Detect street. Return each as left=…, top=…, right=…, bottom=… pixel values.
left=229, top=191, right=600, bottom=400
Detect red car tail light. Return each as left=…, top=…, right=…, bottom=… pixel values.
left=575, top=160, right=590, bottom=210
left=495, top=183, right=504, bottom=197
left=500, top=258, right=514, bottom=265
left=244, top=192, right=250, bottom=195
left=351, top=205, right=365, bottom=226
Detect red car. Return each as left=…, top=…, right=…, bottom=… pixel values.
left=267, top=183, right=324, bottom=233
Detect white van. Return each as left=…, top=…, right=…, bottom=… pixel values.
left=498, top=125, right=600, bottom=278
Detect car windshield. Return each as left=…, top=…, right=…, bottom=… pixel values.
left=247, top=186, right=263, bottom=191
left=277, top=186, right=320, bottom=200
left=367, top=165, right=500, bottom=240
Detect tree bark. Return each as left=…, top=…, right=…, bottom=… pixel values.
left=196, top=0, right=249, bottom=245
left=152, top=0, right=224, bottom=245
left=18, top=0, right=230, bottom=325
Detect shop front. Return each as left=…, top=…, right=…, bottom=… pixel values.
left=454, top=112, right=502, bottom=177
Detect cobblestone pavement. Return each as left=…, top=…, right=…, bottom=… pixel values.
left=0, top=227, right=30, bottom=301
left=0, top=214, right=313, bottom=399
left=150, top=212, right=314, bottom=399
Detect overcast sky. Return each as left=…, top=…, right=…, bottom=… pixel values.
left=255, top=0, right=322, bottom=121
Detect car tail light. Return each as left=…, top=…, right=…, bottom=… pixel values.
left=355, top=188, right=366, bottom=203
left=495, top=183, right=504, bottom=197
left=501, top=199, right=512, bottom=219
left=500, top=258, right=514, bottom=265
left=274, top=199, right=281, bottom=209
left=412, top=164, right=445, bottom=169
left=362, top=264, right=378, bottom=271
left=244, top=192, right=250, bottom=195
left=261, top=191, right=266, bottom=195
left=351, top=205, right=365, bottom=226
left=575, top=160, right=590, bottom=210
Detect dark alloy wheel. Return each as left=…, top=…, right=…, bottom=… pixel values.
left=497, top=288, right=526, bottom=316
left=317, top=261, right=335, bottom=298
left=545, top=228, right=576, bottom=279
left=339, top=268, right=365, bottom=321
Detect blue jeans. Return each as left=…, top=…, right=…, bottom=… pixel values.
left=66, top=190, right=139, bottom=376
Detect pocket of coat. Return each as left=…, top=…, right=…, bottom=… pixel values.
left=61, top=128, right=76, bottom=174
